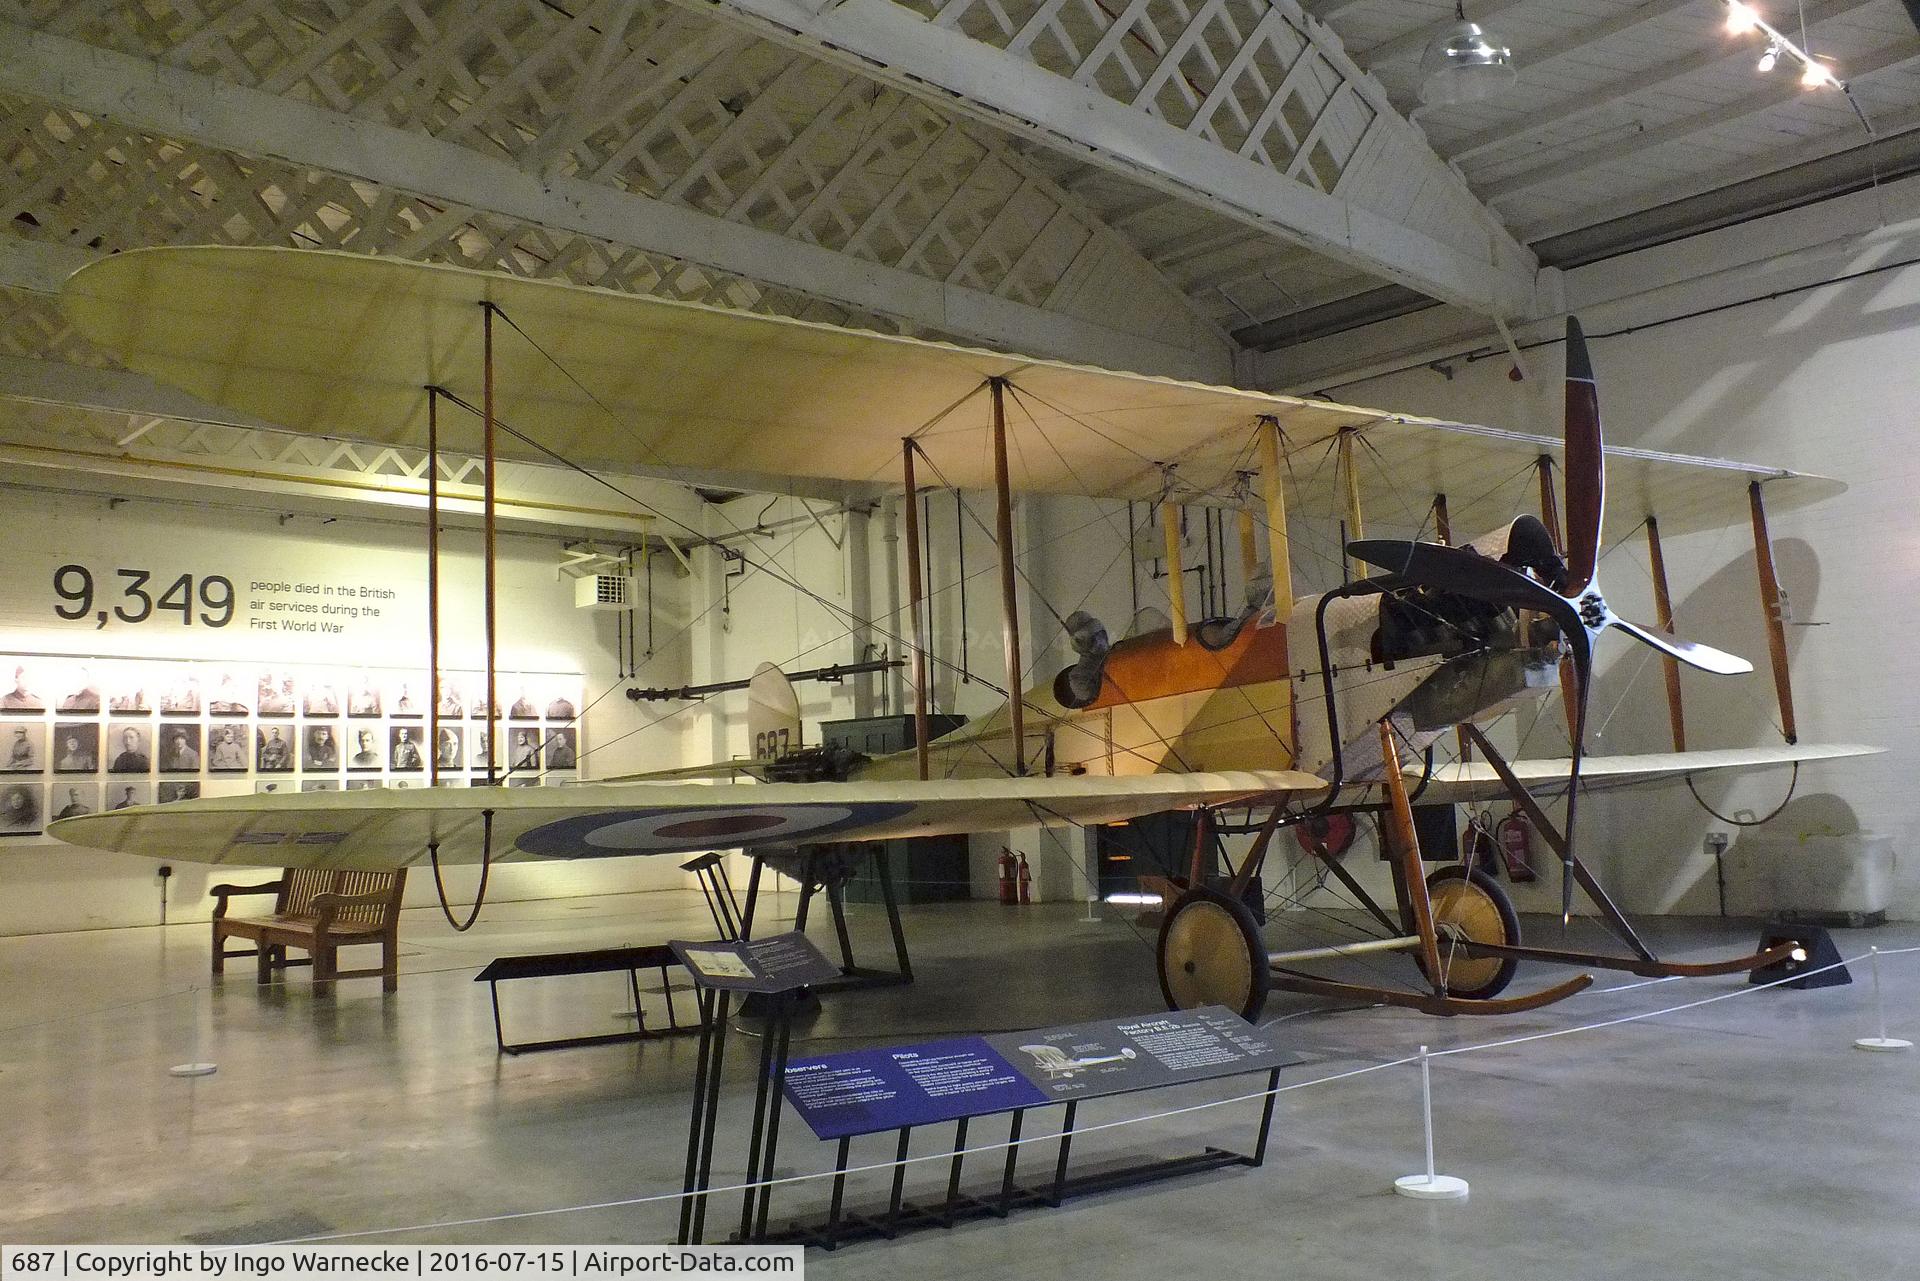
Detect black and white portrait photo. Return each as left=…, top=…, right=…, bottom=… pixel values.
left=544, top=727, right=577, bottom=771
left=160, top=672, right=201, bottom=715
left=437, top=679, right=465, bottom=719
left=51, top=784, right=95, bottom=820
left=302, top=780, right=340, bottom=792
left=348, top=728, right=382, bottom=771
left=108, top=676, right=150, bottom=714
left=509, top=728, right=539, bottom=771
left=348, top=673, right=382, bottom=717
left=0, top=781, right=41, bottom=833
left=545, top=688, right=578, bottom=721
left=59, top=667, right=102, bottom=713
left=206, top=724, right=248, bottom=771
left=389, top=725, right=424, bottom=772
left=303, top=680, right=340, bottom=716
left=209, top=671, right=250, bottom=716
left=509, top=684, right=539, bottom=720
left=388, top=677, right=422, bottom=718
left=4, top=723, right=44, bottom=773
left=158, top=724, right=201, bottom=773
left=53, top=724, right=99, bottom=773
left=256, top=725, right=293, bottom=772
left=304, top=723, right=341, bottom=770
left=2, top=664, right=45, bottom=713
left=157, top=781, right=201, bottom=804
left=257, top=672, right=296, bottom=716
left=434, top=725, right=462, bottom=771
left=107, top=783, right=150, bottom=811
left=346, top=779, right=380, bottom=790
left=107, top=724, right=151, bottom=774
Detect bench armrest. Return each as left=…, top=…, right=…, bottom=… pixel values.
left=210, top=879, right=285, bottom=919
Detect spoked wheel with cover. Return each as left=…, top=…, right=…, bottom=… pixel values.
left=1158, top=885, right=1270, bottom=1020
left=1418, top=865, right=1520, bottom=999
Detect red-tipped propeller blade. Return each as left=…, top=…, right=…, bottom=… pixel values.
left=1563, top=316, right=1605, bottom=596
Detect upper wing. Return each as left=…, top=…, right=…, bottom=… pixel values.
left=47, top=769, right=1329, bottom=870
left=61, top=247, right=1841, bottom=533
left=1409, top=741, right=1880, bottom=805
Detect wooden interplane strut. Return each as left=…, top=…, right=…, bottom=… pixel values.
left=902, top=440, right=932, bottom=782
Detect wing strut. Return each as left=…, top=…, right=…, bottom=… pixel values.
left=989, top=377, right=1027, bottom=775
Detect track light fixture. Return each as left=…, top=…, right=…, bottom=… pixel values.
left=1720, top=0, right=1845, bottom=94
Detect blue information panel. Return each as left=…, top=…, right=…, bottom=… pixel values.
left=784, top=1006, right=1298, bottom=1141
left=783, top=1037, right=1049, bottom=1140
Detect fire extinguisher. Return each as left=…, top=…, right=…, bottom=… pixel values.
left=1017, top=853, right=1033, bottom=905
left=1461, top=810, right=1498, bottom=878
left=1495, top=808, right=1537, bottom=882
left=998, top=847, right=1018, bottom=904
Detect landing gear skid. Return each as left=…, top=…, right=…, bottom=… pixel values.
left=1154, top=722, right=1798, bottom=1022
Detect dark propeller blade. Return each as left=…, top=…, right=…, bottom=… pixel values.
left=1561, top=631, right=1591, bottom=924
left=1562, top=316, right=1605, bottom=596
left=1347, top=539, right=1586, bottom=637
left=1609, top=616, right=1753, bottom=675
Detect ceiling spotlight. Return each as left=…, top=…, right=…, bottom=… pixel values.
left=1420, top=2, right=1518, bottom=106
left=1802, top=58, right=1835, bottom=87
left=1726, top=0, right=1760, bottom=34
left=1757, top=41, right=1781, bottom=72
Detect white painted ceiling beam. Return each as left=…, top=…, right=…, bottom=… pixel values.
left=0, top=234, right=94, bottom=294
left=1517, top=104, right=1920, bottom=242
left=676, top=0, right=1548, bottom=318
left=0, top=20, right=1219, bottom=380
left=1481, top=35, right=1920, bottom=201
left=1445, top=0, right=1874, bottom=164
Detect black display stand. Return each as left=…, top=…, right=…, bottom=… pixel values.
left=741, top=845, right=913, bottom=994
left=474, top=945, right=701, bottom=1054
left=673, top=932, right=843, bottom=1246
left=757, top=1067, right=1283, bottom=1250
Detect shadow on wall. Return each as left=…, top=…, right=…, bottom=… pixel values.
left=1517, top=534, right=1852, bottom=917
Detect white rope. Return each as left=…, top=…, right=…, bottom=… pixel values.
left=273, top=942, right=1920, bottom=1244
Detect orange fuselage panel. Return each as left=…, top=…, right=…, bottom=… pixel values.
left=1084, top=620, right=1291, bottom=711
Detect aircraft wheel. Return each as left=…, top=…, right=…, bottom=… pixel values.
left=1158, top=886, right=1270, bottom=1021
left=1420, top=865, right=1521, bottom=999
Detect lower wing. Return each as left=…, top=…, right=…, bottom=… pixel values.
left=46, top=769, right=1329, bottom=870
left=1410, top=741, right=1879, bottom=804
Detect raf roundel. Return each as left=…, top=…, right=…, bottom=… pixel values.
left=516, top=801, right=916, bottom=858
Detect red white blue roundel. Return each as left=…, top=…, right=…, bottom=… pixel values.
left=517, top=801, right=916, bottom=858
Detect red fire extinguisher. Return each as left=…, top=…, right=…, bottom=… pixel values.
left=1461, top=810, right=1498, bottom=877
left=998, top=847, right=1018, bottom=904
left=1495, top=808, right=1537, bottom=882
left=1017, top=853, right=1033, bottom=905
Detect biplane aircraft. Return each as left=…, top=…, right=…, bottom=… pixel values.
left=45, top=246, right=1874, bottom=1018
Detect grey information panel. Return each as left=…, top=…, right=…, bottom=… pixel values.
left=669, top=931, right=841, bottom=994
left=783, top=1005, right=1299, bottom=1140
left=983, top=1006, right=1299, bottom=1104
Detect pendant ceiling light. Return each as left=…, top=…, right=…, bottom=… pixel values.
left=1419, top=1, right=1517, bottom=106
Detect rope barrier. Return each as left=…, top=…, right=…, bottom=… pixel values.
left=268, top=940, right=1920, bottom=1244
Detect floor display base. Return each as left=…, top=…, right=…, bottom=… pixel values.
left=1393, top=1173, right=1469, bottom=1200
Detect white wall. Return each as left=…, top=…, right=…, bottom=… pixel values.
left=1281, top=198, right=1920, bottom=917
left=0, top=486, right=695, bottom=934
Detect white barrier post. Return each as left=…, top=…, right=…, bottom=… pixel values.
left=1854, top=946, right=1912, bottom=1052
left=1394, top=1046, right=1467, bottom=1199
left=168, top=985, right=218, bottom=1078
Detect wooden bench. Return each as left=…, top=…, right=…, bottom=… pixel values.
left=211, top=868, right=408, bottom=992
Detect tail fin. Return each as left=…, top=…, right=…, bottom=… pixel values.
left=747, top=663, right=801, bottom=761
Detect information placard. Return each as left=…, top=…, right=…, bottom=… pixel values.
left=668, top=932, right=841, bottom=994
left=782, top=1006, right=1298, bottom=1141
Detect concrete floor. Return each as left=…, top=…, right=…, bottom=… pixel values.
left=2, top=886, right=1918, bottom=1280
